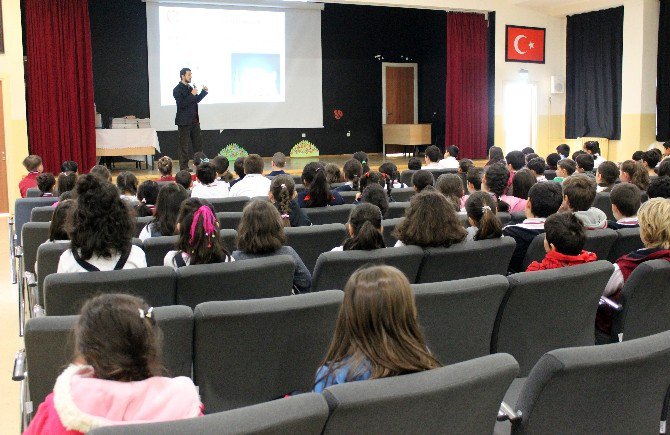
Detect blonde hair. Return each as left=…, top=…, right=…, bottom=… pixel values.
left=638, top=198, right=670, bottom=249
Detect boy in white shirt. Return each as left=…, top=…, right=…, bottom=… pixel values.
left=229, top=154, right=271, bottom=198
left=190, top=162, right=230, bottom=199
left=423, top=145, right=442, bottom=169
left=439, top=145, right=460, bottom=169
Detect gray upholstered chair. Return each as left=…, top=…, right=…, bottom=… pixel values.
left=208, top=196, right=250, bottom=213
left=381, top=218, right=403, bottom=247
left=302, top=204, right=354, bottom=225
left=593, top=191, right=616, bottom=221
left=521, top=234, right=546, bottom=270
left=15, top=197, right=58, bottom=242
left=509, top=211, right=526, bottom=225
left=339, top=190, right=358, bottom=204
left=322, top=353, right=519, bottom=435
left=21, top=222, right=51, bottom=275
left=26, top=187, right=43, bottom=198
left=311, top=246, right=424, bottom=292
left=216, top=211, right=243, bottom=230
left=219, top=229, right=238, bottom=253
left=143, top=235, right=178, bottom=267
left=134, top=216, right=153, bottom=238
left=498, top=331, right=670, bottom=434
left=607, top=227, right=643, bottom=262
left=35, top=241, right=72, bottom=306
left=413, top=275, right=509, bottom=364
left=43, top=266, right=178, bottom=316
left=89, top=393, right=330, bottom=435
left=30, top=206, right=55, bottom=223
left=285, top=223, right=347, bottom=273
left=399, top=170, right=415, bottom=187
left=193, top=291, right=343, bottom=412
left=497, top=212, right=512, bottom=226
left=391, top=187, right=415, bottom=202
left=292, top=174, right=303, bottom=185
left=523, top=230, right=618, bottom=270
left=415, top=237, right=516, bottom=284
left=175, top=256, right=295, bottom=308
left=492, top=261, right=614, bottom=376
left=385, top=202, right=409, bottom=219
left=24, top=305, right=194, bottom=412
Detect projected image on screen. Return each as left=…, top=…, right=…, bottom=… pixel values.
left=232, top=54, right=281, bottom=101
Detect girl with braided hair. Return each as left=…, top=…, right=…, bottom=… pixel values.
left=269, top=175, right=311, bottom=227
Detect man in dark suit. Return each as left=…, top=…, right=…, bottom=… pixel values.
left=174, top=68, right=208, bottom=171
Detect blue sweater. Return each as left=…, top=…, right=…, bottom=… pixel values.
left=313, top=359, right=372, bottom=393
left=232, top=246, right=312, bottom=293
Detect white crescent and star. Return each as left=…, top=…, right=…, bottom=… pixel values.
left=513, top=35, right=535, bottom=55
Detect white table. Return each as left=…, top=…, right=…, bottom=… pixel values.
left=96, top=128, right=160, bottom=169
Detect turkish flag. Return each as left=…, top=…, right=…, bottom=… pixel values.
left=506, top=26, right=545, bottom=63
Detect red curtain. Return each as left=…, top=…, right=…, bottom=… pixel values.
left=24, top=0, right=96, bottom=174
left=446, top=13, right=489, bottom=159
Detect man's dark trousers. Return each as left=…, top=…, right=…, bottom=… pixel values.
left=178, top=124, right=202, bottom=170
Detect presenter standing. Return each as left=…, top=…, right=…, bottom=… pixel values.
left=174, top=68, right=208, bottom=171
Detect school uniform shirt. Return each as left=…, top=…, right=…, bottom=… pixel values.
left=229, top=174, right=271, bottom=198
left=232, top=246, right=312, bottom=293
left=334, top=182, right=355, bottom=192
left=424, top=162, right=441, bottom=169
left=57, top=246, right=147, bottom=273
left=285, top=200, right=312, bottom=227
left=19, top=172, right=40, bottom=198
left=297, top=190, right=345, bottom=208
left=191, top=180, right=230, bottom=199
left=536, top=176, right=547, bottom=183
left=120, top=194, right=140, bottom=205
left=607, top=217, right=639, bottom=230
left=592, top=154, right=606, bottom=169
left=330, top=246, right=344, bottom=252
left=138, top=222, right=166, bottom=242
left=392, top=181, right=408, bottom=189
left=503, top=218, right=547, bottom=274
left=159, top=175, right=175, bottom=182
left=313, top=359, right=372, bottom=393
left=438, top=156, right=459, bottom=169
left=163, top=250, right=235, bottom=270
left=267, top=170, right=288, bottom=177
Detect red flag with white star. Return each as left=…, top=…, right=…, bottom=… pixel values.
left=506, top=26, right=545, bottom=63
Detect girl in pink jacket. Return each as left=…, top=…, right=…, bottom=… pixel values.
left=24, top=294, right=202, bottom=434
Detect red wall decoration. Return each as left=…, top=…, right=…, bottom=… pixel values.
left=505, top=25, right=546, bottom=64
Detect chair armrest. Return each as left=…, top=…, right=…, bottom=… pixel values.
left=599, top=296, right=623, bottom=311
left=12, top=350, right=26, bottom=381
left=497, top=401, right=522, bottom=422
left=25, top=272, right=36, bottom=287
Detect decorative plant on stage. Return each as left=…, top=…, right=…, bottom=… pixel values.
left=218, top=143, right=248, bottom=161
left=290, top=140, right=319, bottom=158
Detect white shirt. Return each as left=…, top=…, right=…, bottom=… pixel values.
left=438, top=157, right=459, bottom=169
left=57, top=245, right=147, bottom=273
left=330, top=246, right=344, bottom=252
left=229, top=174, right=272, bottom=198
left=424, top=162, right=441, bottom=169
left=163, top=250, right=234, bottom=270
left=191, top=180, right=230, bottom=199
left=592, top=154, right=606, bottom=169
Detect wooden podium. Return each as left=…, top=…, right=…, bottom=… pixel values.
left=382, top=124, right=432, bottom=157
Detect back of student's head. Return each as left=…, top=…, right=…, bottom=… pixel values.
left=467, top=167, right=484, bottom=191
left=175, top=170, right=193, bottom=190
left=361, top=184, right=389, bottom=218
left=394, top=190, right=467, bottom=248
left=556, top=144, right=570, bottom=158
left=528, top=182, right=563, bottom=218
left=360, top=171, right=391, bottom=197
left=325, top=163, right=342, bottom=184
left=196, top=162, right=217, bottom=185
left=642, top=150, right=661, bottom=169
left=544, top=212, right=586, bottom=256
left=49, top=199, right=74, bottom=241
left=620, top=160, right=650, bottom=191
left=597, top=161, right=619, bottom=186
left=558, top=158, right=577, bottom=176
left=272, top=152, right=286, bottom=168
left=211, top=156, right=229, bottom=178
left=638, top=198, right=670, bottom=249
left=584, top=140, right=601, bottom=155
left=193, top=152, right=208, bottom=167
left=648, top=176, right=670, bottom=199
left=483, top=163, right=511, bottom=212
left=407, top=157, right=422, bottom=170
left=243, top=154, right=264, bottom=175
left=548, top=153, right=562, bottom=171
left=58, top=172, right=77, bottom=196
left=237, top=199, right=286, bottom=254
left=522, top=147, right=535, bottom=156
left=89, top=165, right=112, bottom=183
left=424, top=145, right=441, bottom=163
left=511, top=169, right=536, bottom=200
left=575, top=153, right=595, bottom=173
left=302, top=162, right=332, bottom=207
left=37, top=173, right=56, bottom=194
left=435, top=174, right=463, bottom=212
left=465, top=191, right=502, bottom=241
left=116, top=171, right=138, bottom=195
left=527, top=157, right=546, bottom=176
left=524, top=153, right=539, bottom=165
left=412, top=170, right=434, bottom=192
left=343, top=203, right=385, bottom=251
left=233, top=157, right=246, bottom=178
left=23, top=155, right=42, bottom=172
left=153, top=183, right=189, bottom=236
left=342, top=159, right=363, bottom=190
left=659, top=159, right=670, bottom=178
left=270, top=175, right=296, bottom=227
left=505, top=151, right=525, bottom=171
left=632, top=150, right=645, bottom=161
left=74, top=293, right=165, bottom=381
left=157, top=156, right=173, bottom=177
left=175, top=197, right=230, bottom=264
left=379, top=162, right=400, bottom=184
left=137, top=180, right=159, bottom=205
left=610, top=183, right=641, bottom=218
left=353, top=151, right=370, bottom=173
left=446, top=145, right=460, bottom=159
left=69, top=174, right=133, bottom=260
left=458, top=159, right=474, bottom=173
left=60, top=160, right=78, bottom=173
left=562, top=174, right=596, bottom=211
left=488, top=146, right=504, bottom=164
left=572, top=150, right=587, bottom=161
left=318, top=265, right=441, bottom=382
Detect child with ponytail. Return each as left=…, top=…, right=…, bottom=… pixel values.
left=357, top=171, right=393, bottom=202
left=482, top=162, right=527, bottom=213
left=269, top=175, right=311, bottom=227
left=163, top=198, right=232, bottom=269
left=335, top=159, right=363, bottom=192
left=379, top=162, right=407, bottom=188
left=298, top=162, right=345, bottom=208
left=464, top=191, right=503, bottom=242
left=352, top=151, right=370, bottom=173
left=332, top=203, right=386, bottom=251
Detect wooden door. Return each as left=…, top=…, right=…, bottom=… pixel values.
left=0, top=81, right=8, bottom=213
left=384, top=66, right=415, bottom=125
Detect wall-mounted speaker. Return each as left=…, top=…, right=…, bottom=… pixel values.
left=551, top=76, right=565, bottom=94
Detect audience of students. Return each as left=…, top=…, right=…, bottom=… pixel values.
left=332, top=203, right=385, bottom=251
left=269, top=175, right=311, bottom=227
left=298, top=162, right=345, bottom=207
left=229, top=154, right=271, bottom=198
left=156, top=156, right=175, bottom=181
left=464, top=191, right=502, bottom=242
left=423, top=145, right=442, bottom=169
left=560, top=174, right=607, bottom=230
left=412, top=169, right=435, bottom=193
left=139, top=183, right=190, bottom=241
left=36, top=173, right=56, bottom=197
left=191, top=162, right=230, bottom=199
left=268, top=152, right=288, bottom=177
left=336, top=159, right=363, bottom=192
left=439, top=145, right=460, bottom=169
left=435, top=173, right=464, bottom=212
left=596, top=161, right=619, bottom=193
left=607, top=183, right=641, bottom=229
left=647, top=176, right=670, bottom=199
left=20, top=155, right=43, bottom=198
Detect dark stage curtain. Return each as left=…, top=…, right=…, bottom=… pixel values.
left=565, top=6, right=623, bottom=140
left=445, top=12, right=489, bottom=159
left=658, top=1, right=670, bottom=140
left=24, top=0, right=96, bottom=173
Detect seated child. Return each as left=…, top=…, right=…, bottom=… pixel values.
left=620, top=160, right=650, bottom=191
left=175, top=169, right=193, bottom=191
left=191, top=162, right=230, bottom=199
left=556, top=144, right=571, bottom=160
left=438, top=145, right=460, bottom=169
left=48, top=200, right=74, bottom=242
left=647, top=176, right=670, bottom=199
left=116, top=172, right=139, bottom=204
left=458, top=158, right=474, bottom=174
left=325, top=163, right=343, bottom=184
left=575, top=154, right=596, bottom=179
left=464, top=191, right=502, bottom=242
left=140, top=183, right=190, bottom=241
left=527, top=157, right=547, bottom=182
left=19, top=155, right=43, bottom=198
left=89, top=165, right=112, bottom=183
left=554, top=158, right=577, bottom=183
left=135, top=180, right=159, bottom=217
left=24, top=294, right=202, bottom=434
left=60, top=160, right=78, bottom=174
left=483, top=163, right=525, bottom=213
left=229, top=156, right=246, bottom=187
left=412, top=170, right=434, bottom=193
left=56, top=172, right=77, bottom=201
left=360, top=184, right=389, bottom=218
left=212, top=156, right=232, bottom=182
left=607, top=183, right=641, bottom=229
left=270, top=175, right=311, bottom=227
left=423, top=145, right=442, bottom=169
left=510, top=169, right=536, bottom=201
left=313, top=265, right=441, bottom=392
left=526, top=212, right=597, bottom=271
left=335, top=159, right=363, bottom=192
left=357, top=171, right=392, bottom=202
left=353, top=151, right=370, bottom=173
left=435, top=173, right=464, bottom=212
left=560, top=174, right=607, bottom=229
left=37, top=173, right=56, bottom=197
left=331, top=203, right=385, bottom=251
left=546, top=153, right=561, bottom=171
left=297, top=162, right=344, bottom=208
left=229, top=154, right=271, bottom=198
left=268, top=152, right=288, bottom=177
left=641, top=150, right=661, bottom=177
left=379, top=162, right=407, bottom=188
left=505, top=151, right=525, bottom=174
left=156, top=156, right=175, bottom=181
left=407, top=156, right=422, bottom=171
left=233, top=200, right=312, bottom=293
left=596, top=161, right=619, bottom=193
left=163, top=198, right=233, bottom=269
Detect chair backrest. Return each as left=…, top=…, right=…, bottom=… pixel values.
left=593, top=192, right=616, bottom=221
left=216, top=211, right=243, bottom=230
left=302, top=204, right=354, bottom=225
left=582, top=228, right=618, bottom=261
left=285, top=223, right=347, bottom=273
left=612, top=259, right=670, bottom=341
left=492, top=260, right=614, bottom=376
left=44, top=266, right=178, bottom=316
left=385, top=202, right=409, bottom=219
left=220, top=229, right=238, bottom=253
left=607, top=227, right=643, bottom=262
left=15, top=197, right=58, bottom=243
left=521, top=233, right=547, bottom=270
left=209, top=196, right=250, bottom=213
left=512, top=331, right=670, bottom=434
left=416, top=237, right=516, bottom=283
left=36, top=241, right=72, bottom=306
left=311, top=246, right=424, bottom=292
left=21, top=222, right=52, bottom=275
left=497, top=212, right=512, bottom=226
left=292, top=174, right=303, bottom=185
left=426, top=168, right=459, bottom=177
left=381, top=218, right=403, bottom=247
left=175, top=255, right=295, bottom=308
left=30, top=206, right=55, bottom=222
left=26, top=187, right=43, bottom=197
left=88, top=393, right=330, bottom=435
left=156, top=180, right=174, bottom=189
left=339, top=191, right=358, bottom=204
left=143, top=236, right=178, bottom=267
left=322, top=353, right=519, bottom=435
left=510, top=211, right=526, bottom=225
left=392, top=187, right=415, bottom=202
left=134, top=216, right=153, bottom=238
left=413, top=275, right=509, bottom=364
left=399, top=170, right=415, bottom=187
left=24, top=305, right=194, bottom=411
left=193, top=291, right=343, bottom=412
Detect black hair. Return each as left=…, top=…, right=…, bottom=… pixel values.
left=180, top=67, right=191, bottom=79
left=466, top=167, right=484, bottom=191
left=546, top=153, right=561, bottom=170
left=597, top=161, right=619, bottom=186
left=446, top=145, right=459, bottom=159
left=196, top=162, right=217, bottom=185
left=465, top=191, right=502, bottom=241
left=558, top=159, right=577, bottom=176
left=361, top=184, right=389, bottom=218
left=360, top=171, right=392, bottom=197
left=512, top=169, right=536, bottom=200
left=302, top=162, right=332, bottom=207
left=487, top=146, right=505, bottom=166
left=60, top=161, right=78, bottom=173
left=647, top=176, right=670, bottom=199
left=527, top=182, right=563, bottom=218
left=575, top=153, right=595, bottom=172
left=524, top=153, right=539, bottom=165
left=212, top=156, right=230, bottom=177
left=342, top=159, right=363, bottom=191
left=135, top=180, right=159, bottom=217
left=584, top=141, right=601, bottom=155
left=49, top=199, right=74, bottom=241
left=664, top=142, right=670, bottom=150
left=352, top=151, right=370, bottom=173
left=407, top=157, right=422, bottom=170
left=233, top=157, right=246, bottom=179
left=116, top=172, right=138, bottom=195
left=424, top=145, right=441, bottom=163
left=175, top=170, right=192, bottom=190
left=379, top=162, right=400, bottom=185
left=522, top=147, right=535, bottom=155
left=483, top=163, right=511, bottom=213
left=562, top=174, right=596, bottom=212
left=527, top=157, right=546, bottom=176
left=57, top=172, right=77, bottom=195
left=459, top=159, right=474, bottom=173
left=270, top=175, right=296, bottom=227
left=435, top=174, right=464, bottom=212
left=544, top=212, right=586, bottom=256
left=342, top=203, right=385, bottom=251
left=152, top=183, right=189, bottom=237
left=642, top=150, right=661, bottom=169
left=659, top=159, right=670, bottom=177
left=193, top=152, right=208, bottom=167
left=610, top=183, right=641, bottom=217
left=505, top=151, right=525, bottom=171
left=632, top=151, right=644, bottom=161
left=412, top=170, right=434, bottom=192
left=556, top=144, right=571, bottom=158
left=37, top=173, right=56, bottom=195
